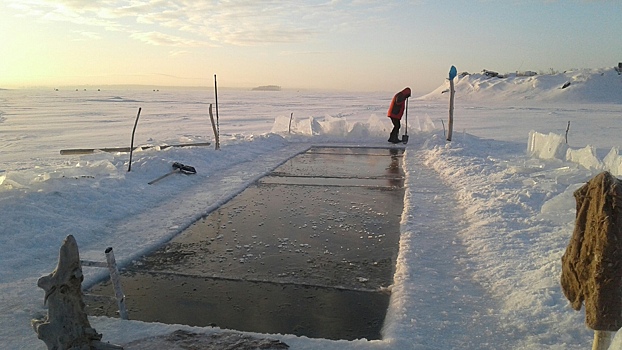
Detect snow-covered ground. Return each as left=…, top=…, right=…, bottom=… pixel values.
left=1, top=67, right=622, bottom=349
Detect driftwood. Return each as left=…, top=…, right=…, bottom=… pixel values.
left=32, top=235, right=123, bottom=350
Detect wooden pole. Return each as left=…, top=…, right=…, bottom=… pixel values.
left=127, top=107, right=142, bottom=172
left=447, top=78, right=455, bottom=141
left=214, top=74, right=220, bottom=150
left=209, top=104, right=220, bottom=150
left=565, top=121, right=570, bottom=144
left=289, top=112, right=293, bottom=134
left=447, top=65, right=457, bottom=142
left=592, top=330, right=614, bottom=350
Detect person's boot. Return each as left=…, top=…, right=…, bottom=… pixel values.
left=388, top=131, right=401, bottom=143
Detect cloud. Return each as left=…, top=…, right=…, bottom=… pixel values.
left=130, top=31, right=205, bottom=47
left=6, top=0, right=398, bottom=47
left=169, top=50, right=190, bottom=56
left=279, top=50, right=333, bottom=56
left=73, top=31, right=102, bottom=40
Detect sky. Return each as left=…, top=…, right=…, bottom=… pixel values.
left=0, top=0, right=620, bottom=93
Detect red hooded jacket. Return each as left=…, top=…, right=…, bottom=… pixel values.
left=387, top=87, right=411, bottom=120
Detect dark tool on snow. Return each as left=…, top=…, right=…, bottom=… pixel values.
left=402, top=98, right=409, bottom=144
left=148, top=162, right=196, bottom=185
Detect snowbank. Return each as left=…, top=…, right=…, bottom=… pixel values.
left=419, top=67, right=622, bottom=104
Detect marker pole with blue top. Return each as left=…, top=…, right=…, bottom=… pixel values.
left=447, top=66, right=457, bottom=141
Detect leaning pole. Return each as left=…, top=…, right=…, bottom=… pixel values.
left=214, top=74, right=220, bottom=150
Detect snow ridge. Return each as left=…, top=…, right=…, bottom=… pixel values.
left=419, top=67, right=622, bottom=104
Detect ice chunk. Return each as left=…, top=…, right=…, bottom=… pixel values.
left=565, top=145, right=602, bottom=170
left=603, top=147, right=622, bottom=176
left=527, top=130, right=568, bottom=160
left=270, top=115, right=291, bottom=134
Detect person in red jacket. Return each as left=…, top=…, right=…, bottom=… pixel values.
left=387, top=87, right=411, bottom=143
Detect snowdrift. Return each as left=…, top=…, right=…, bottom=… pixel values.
left=419, top=67, right=622, bottom=104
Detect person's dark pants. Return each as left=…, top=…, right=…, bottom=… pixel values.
left=388, top=118, right=401, bottom=142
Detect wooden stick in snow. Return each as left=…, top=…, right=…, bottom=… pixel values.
left=447, top=65, right=457, bottom=142
left=214, top=74, right=220, bottom=150
left=592, top=330, right=614, bottom=350
left=209, top=104, right=220, bottom=150
left=447, top=78, right=455, bottom=141
left=127, top=107, right=142, bottom=172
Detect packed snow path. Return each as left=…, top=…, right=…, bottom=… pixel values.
left=383, top=150, right=506, bottom=350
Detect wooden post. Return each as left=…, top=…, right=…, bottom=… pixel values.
left=289, top=112, right=293, bottom=134
left=214, top=74, right=220, bottom=150
left=128, top=107, right=142, bottom=172
left=447, top=65, right=457, bottom=142
left=593, top=330, right=614, bottom=350
left=565, top=121, right=570, bottom=144
left=209, top=104, right=220, bottom=150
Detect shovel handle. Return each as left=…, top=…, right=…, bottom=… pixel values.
left=148, top=169, right=179, bottom=185
left=404, top=98, right=408, bottom=136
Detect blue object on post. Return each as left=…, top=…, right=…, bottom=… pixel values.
left=449, top=65, right=457, bottom=81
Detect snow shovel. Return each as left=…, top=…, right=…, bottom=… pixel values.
left=148, top=162, right=196, bottom=185
left=402, top=98, right=409, bottom=144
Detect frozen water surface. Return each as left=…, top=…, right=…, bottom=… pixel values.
left=87, top=147, right=405, bottom=340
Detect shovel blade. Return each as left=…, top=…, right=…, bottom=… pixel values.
left=172, top=162, right=197, bottom=174
left=402, top=134, right=409, bottom=144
